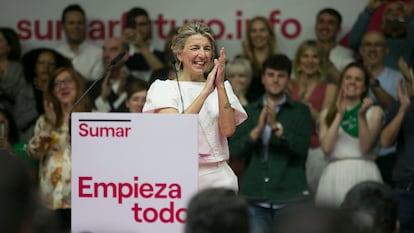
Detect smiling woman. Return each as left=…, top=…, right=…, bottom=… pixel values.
left=315, top=62, right=383, bottom=207
left=291, top=39, right=337, bottom=194
left=27, top=67, right=91, bottom=232
left=143, top=21, right=247, bottom=191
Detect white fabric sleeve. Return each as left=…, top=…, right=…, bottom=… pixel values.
left=143, top=80, right=180, bottom=113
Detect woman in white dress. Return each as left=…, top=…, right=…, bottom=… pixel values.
left=315, top=62, right=383, bottom=207
left=143, top=21, right=247, bottom=191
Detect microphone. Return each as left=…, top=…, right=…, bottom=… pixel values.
left=169, top=48, right=177, bottom=67
left=71, top=51, right=126, bottom=112
left=170, top=49, right=184, bottom=113
left=109, top=51, right=126, bottom=67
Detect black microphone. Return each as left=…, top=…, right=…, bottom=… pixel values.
left=169, top=48, right=177, bottom=67
left=71, top=51, right=126, bottom=112
left=109, top=51, right=126, bottom=67
left=170, top=49, right=184, bottom=113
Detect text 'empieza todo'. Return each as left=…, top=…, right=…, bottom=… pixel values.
left=78, top=176, right=186, bottom=223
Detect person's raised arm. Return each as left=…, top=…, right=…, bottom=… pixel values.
left=349, top=0, right=382, bottom=49
left=357, top=98, right=383, bottom=154
left=215, top=48, right=236, bottom=137
left=381, top=80, right=411, bottom=147
left=319, top=90, right=345, bottom=154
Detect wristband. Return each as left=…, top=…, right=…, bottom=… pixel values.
left=370, top=79, right=380, bottom=88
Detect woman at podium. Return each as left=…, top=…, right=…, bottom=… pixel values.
left=143, top=21, right=247, bottom=191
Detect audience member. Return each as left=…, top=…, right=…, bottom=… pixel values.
left=0, top=107, right=18, bottom=153
left=143, top=21, right=247, bottom=191
left=381, top=78, right=414, bottom=233
left=398, top=50, right=414, bottom=96
left=341, top=181, right=399, bottom=233
left=0, top=149, right=37, bottom=233
left=17, top=48, right=72, bottom=141
left=241, top=16, right=277, bottom=102
left=0, top=27, right=26, bottom=114
left=0, top=148, right=61, bottom=233
left=315, top=62, right=383, bottom=207
left=123, top=7, right=165, bottom=82
left=359, top=31, right=402, bottom=110
left=314, top=8, right=354, bottom=77
left=274, top=204, right=344, bottom=233
left=226, top=57, right=253, bottom=107
left=291, top=39, right=337, bottom=194
left=349, top=0, right=414, bottom=70
left=57, top=4, right=103, bottom=81
left=89, top=37, right=134, bottom=112
left=27, top=67, right=92, bottom=232
left=229, top=54, right=312, bottom=233
left=226, top=57, right=253, bottom=181
left=124, top=79, right=148, bottom=113
left=359, top=30, right=404, bottom=186
left=0, top=107, right=38, bottom=181
left=184, top=188, right=249, bottom=233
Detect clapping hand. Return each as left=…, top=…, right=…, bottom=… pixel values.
left=397, top=79, right=411, bottom=112
left=43, top=98, right=56, bottom=127
left=266, top=97, right=283, bottom=137
left=398, top=57, right=414, bottom=96
left=359, top=97, right=373, bottom=117
left=203, top=59, right=219, bottom=96
left=215, top=47, right=226, bottom=86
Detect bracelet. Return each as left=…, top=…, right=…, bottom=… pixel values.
left=271, top=122, right=283, bottom=133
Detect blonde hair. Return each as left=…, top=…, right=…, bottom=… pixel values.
left=244, top=16, right=277, bottom=76
left=226, top=57, right=253, bottom=79
left=171, top=21, right=216, bottom=72
left=292, top=39, right=327, bottom=84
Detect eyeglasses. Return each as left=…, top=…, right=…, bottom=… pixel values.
left=53, top=78, right=74, bottom=89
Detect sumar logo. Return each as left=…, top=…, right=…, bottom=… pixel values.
left=78, top=119, right=131, bottom=137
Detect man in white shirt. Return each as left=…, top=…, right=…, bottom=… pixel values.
left=57, top=4, right=103, bottom=81
left=314, top=8, right=355, bottom=82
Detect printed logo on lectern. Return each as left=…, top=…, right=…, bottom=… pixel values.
left=78, top=119, right=131, bottom=138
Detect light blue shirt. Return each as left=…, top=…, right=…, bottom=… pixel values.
left=369, top=66, right=403, bottom=156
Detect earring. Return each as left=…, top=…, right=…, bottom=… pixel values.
left=176, top=60, right=182, bottom=70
